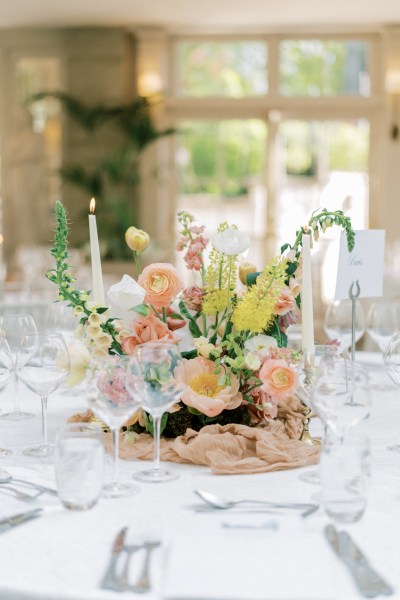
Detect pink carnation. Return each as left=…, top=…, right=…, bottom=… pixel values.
left=182, top=285, right=204, bottom=312
left=190, top=225, right=205, bottom=235
left=183, top=236, right=208, bottom=272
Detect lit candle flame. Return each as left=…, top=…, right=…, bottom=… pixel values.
left=0, top=234, right=3, bottom=245
left=89, top=198, right=96, bottom=214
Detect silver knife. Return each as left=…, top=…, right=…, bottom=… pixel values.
left=0, top=508, right=43, bottom=534
left=100, top=527, right=127, bottom=591
left=325, top=524, right=394, bottom=598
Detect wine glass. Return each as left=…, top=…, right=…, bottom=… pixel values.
left=312, top=361, right=371, bottom=440
left=296, top=344, right=347, bottom=484
left=0, top=338, right=14, bottom=456
left=384, top=331, right=400, bottom=452
left=367, top=300, right=400, bottom=389
left=129, top=343, right=186, bottom=483
left=86, top=355, right=142, bottom=497
left=45, top=302, right=79, bottom=342
left=324, top=300, right=366, bottom=350
left=367, top=301, right=400, bottom=352
left=0, top=314, right=37, bottom=420
left=16, top=332, right=70, bottom=457
left=297, top=347, right=368, bottom=484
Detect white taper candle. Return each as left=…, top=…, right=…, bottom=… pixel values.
left=301, top=233, right=314, bottom=355
left=88, top=198, right=105, bottom=305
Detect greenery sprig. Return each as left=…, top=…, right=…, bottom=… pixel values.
left=47, top=201, right=122, bottom=355
left=281, top=208, right=355, bottom=260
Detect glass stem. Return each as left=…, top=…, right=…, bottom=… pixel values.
left=13, top=372, right=21, bottom=414
left=113, top=427, right=120, bottom=484
left=40, top=397, right=48, bottom=446
left=153, top=415, right=161, bottom=472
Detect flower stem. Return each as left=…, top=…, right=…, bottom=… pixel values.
left=133, top=251, right=142, bottom=277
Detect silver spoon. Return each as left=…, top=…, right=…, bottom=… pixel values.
left=0, top=468, right=57, bottom=496
left=0, top=485, right=44, bottom=502
left=194, top=489, right=317, bottom=512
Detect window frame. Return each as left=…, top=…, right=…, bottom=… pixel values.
left=166, top=31, right=383, bottom=246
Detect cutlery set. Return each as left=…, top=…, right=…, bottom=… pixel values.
left=0, top=475, right=394, bottom=599
left=325, top=524, right=393, bottom=598
left=101, top=527, right=161, bottom=594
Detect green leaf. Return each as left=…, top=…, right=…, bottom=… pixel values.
left=188, top=319, right=203, bottom=338
left=246, top=271, right=261, bottom=286
left=132, top=303, right=150, bottom=316
left=187, top=407, right=202, bottom=415
left=145, top=413, right=169, bottom=435
left=280, top=243, right=291, bottom=254
left=181, top=349, right=198, bottom=360
left=97, top=307, right=109, bottom=314
left=168, top=312, right=184, bottom=320
left=285, top=262, right=297, bottom=276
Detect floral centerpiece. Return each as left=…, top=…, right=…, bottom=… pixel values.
left=49, top=202, right=355, bottom=439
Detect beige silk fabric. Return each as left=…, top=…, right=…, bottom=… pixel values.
left=68, top=395, right=319, bottom=475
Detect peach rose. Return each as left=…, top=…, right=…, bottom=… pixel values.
left=259, top=359, right=298, bottom=401
left=174, top=356, right=242, bottom=418
left=246, top=387, right=278, bottom=423
left=121, top=312, right=179, bottom=355
left=138, top=263, right=184, bottom=310
left=274, top=288, right=295, bottom=316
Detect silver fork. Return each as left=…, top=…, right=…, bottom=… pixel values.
left=117, top=540, right=144, bottom=589
left=0, top=485, right=44, bottom=503
left=132, top=540, right=161, bottom=593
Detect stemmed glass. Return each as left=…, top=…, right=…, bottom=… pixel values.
left=86, top=356, right=142, bottom=497
left=0, top=314, right=37, bottom=420
left=45, top=302, right=79, bottom=342
left=367, top=300, right=400, bottom=387
left=0, top=338, right=14, bottom=456
left=312, top=361, right=371, bottom=440
left=324, top=300, right=366, bottom=350
left=296, top=344, right=346, bottom=484
left=384, top=331, right=400, bottom=452
left=129, top=342, right=186, bottom=483
left=16, top=332, right=70, bottom=457
left=296, top=347, right=369, bottom=484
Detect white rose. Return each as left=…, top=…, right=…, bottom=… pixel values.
left=107, top=274, right=146, bottom=328
left=211, top=228, right=251, bottom=256
left=244, top=334, right=277, bottom=357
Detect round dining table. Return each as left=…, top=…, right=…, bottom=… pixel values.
left=0, top=352, right=398, bottom=600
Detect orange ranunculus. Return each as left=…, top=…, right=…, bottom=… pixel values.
left=174, top=356, right=242, bottom=418
left=259, top=359, right=298, bottom=401
left=274, top=288, right=295, bottom=316
left=138, top=263, right=184, bottom=310
left=121, top=312, right=180, bottom=355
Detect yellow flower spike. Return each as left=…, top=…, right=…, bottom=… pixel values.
left=125, top=226, right=150, bottom=253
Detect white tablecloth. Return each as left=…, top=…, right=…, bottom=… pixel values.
left=0, top=352, right=399, bottom=600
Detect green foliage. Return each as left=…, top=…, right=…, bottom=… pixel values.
left=27, top=93, right=175, bottom=259
left=280, top=208, right=356, bottom=304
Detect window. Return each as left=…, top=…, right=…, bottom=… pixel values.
left=279, top=40, right=370, bottom=97
left=175, top=41, right=268, bottom=97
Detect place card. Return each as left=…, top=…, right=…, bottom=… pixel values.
left=334, top=230, right=385, bottom=300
